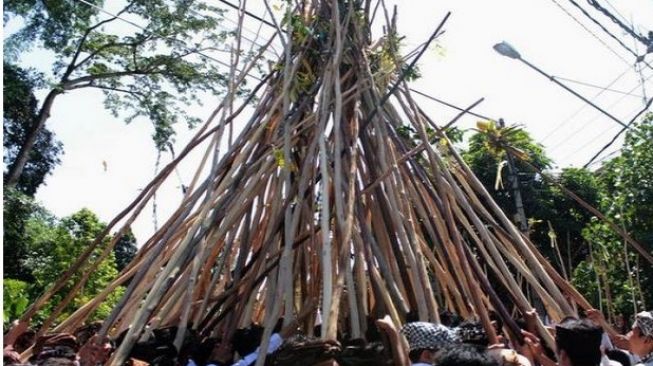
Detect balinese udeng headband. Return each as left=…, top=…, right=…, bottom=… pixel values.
left=400, top=322, right=458, bottom=352
left=634, top=311, right=653, bottom=339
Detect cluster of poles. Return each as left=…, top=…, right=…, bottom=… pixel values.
left=14, top=1, right=651, bottom=366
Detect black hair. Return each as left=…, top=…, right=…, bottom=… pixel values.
left=364, top=316, right=381, bottom=343
left=440, top=311, right=463, bottom=327
left=408, top=349, right=428, bottom=363
left=437, top=344, right=500, bottom=366
left=188, top=337, right=221, bottom=366
left=232, top=325, right=264, bottom=357
left=488, top=311, right=503, bottom=334
left=555, top=318, right=602, bottom=366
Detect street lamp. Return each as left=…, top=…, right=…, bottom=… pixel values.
left=493, top=41, right=521, bottom=60
left=493, top=41, right=629, bottom=129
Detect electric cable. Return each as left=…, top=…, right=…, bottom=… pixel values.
left=583, top=97, right=653, bottom=167
left=547, top=0, right=631, bottom=66
left=564, top=0, right=639, bottom=57
left=601, top=0, right=630, bottom=26
left=217, top=0, right=276, bottom=28
left=586, top=0, right=650, bottom=48
left=564, top=0, right=653, bottom=71
left=540, top=64, right=632, bottom=143
left=552, top=75, right=644, bottom=98
left=188, top=8, right=280, bottom=57
left=547, top=72, right=652, bottom=153
left=409, top=88, right=495, bottom=121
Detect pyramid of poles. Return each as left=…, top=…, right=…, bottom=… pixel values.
left=21, top=1, right=600, bottom=365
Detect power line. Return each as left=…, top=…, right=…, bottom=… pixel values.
left=564, top=0, right=653, bottom=71
left=409, top=88, right=495, bottom=121
left=216, top=0, right=276, bottom=28
left=552, top=75, right=644, bottom=98
left=546, top=0, right=631, bottom=66
left=564, top=0, right=639, bottom=57
left=541, top=65, right=632, bottom=143
left=74, top=0, right=263, bottom=82
left=601, top=0, right=630, bottom=26
left=547, top=72, right=652, bottom=153
left=585, top=148, right=620, bottom=167
left=190, top=8, right=280, bottom=57
left=584, top=97, right=653, bottom=167
left=586, top=0, right=651, bottom=49
left=558, top=123, right=618, bottom=162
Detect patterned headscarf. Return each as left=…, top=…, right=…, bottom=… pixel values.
left=400, top=322, right=458, bottom=352
left=634, top=311, right=653, bottom=339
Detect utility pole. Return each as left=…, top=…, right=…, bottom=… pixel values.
left=499, top=118, right=529, bottom=235
left=631, top=16, right=649, bottom=107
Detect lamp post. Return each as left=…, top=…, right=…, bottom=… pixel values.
left=493, top=41, right=630, bottom=129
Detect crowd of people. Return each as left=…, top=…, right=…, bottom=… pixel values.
left=3, top=308, right=653, bottom=366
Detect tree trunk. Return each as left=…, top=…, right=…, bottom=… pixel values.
left=5, top=89, right=61, bottom=187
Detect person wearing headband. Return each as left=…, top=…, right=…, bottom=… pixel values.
left=628, top=311, right=653, bottom=366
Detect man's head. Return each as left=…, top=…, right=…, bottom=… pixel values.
left=555, top=318, right=602, bottom=366
left=400, top=322, right=458, bottom=364
left=627, top=310, right=653, bottom=357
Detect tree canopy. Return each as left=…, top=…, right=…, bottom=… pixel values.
left=573, top=114, right=653, bottom=318
left=3, top=201, right=128, bottom=327
left=4, top=0, right=238, bottom=187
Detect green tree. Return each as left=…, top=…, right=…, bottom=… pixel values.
left=114, top=229, right=137, bottom=272
left=3, top=187, right=45, bottom=281
left=3, top=63, right=63, bottom=195
left=573, top=114, right=653, bottom=317
left=4, top=0, right=234, bottom=187
left=536, top=168, right=600, bottom=270
left=22, top=208, right=124, bottom=325
left=3, top=279, right=31, bottom=326
left=462, top=122, right=600, bottom=271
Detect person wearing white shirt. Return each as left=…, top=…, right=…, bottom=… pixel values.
left=628, top=311, right=653, bottom=366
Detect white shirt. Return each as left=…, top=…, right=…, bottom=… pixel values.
left=190, top=333, right=284, bottom=366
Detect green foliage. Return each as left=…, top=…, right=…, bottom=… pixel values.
left=3, top=187, right=47, bottom=281
left=3, top=200, right=128, bottom=326
left=3, top=279, right=31, bottom=325
left=463, top=122, right=552, bottom=226
left=462, top=123, right=602, bottom=275
left=573, top=114, right=653, bottom=315
left=114, top=229, right=138, bottom=272
left=5, top=0, right=237, bottom=155
left=573, top=222, right=642, bottom=318
left=4, top=0, right=101, bottom=58
left=24, top=208, right=123, bottom=324
left=3, top=62, right=63, bottom=195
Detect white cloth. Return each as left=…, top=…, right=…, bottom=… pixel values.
left=601, top=332, right=614, bottom=351
left=601, top=355, right=622, bottom=366
left=230, top=333, right=283, bottom=366
left=411, top=363, right=432, bottom=366
left=633, top=360, right=653, bottom=366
